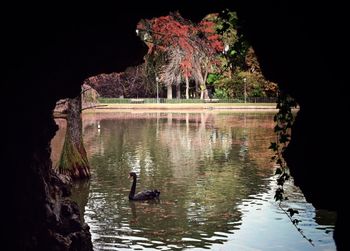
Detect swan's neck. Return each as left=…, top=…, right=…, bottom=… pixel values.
left=129, top=177, right=137, bottom=199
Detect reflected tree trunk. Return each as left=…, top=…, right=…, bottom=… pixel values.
left=70, top=180, right=91, bottom=223
left=58, top=95, right=90, bottom=179
left=186, top=113, right=189, bottom=135
left=167, top=113, right=173, bottom=126
left=156, top=112, right=160, bottom=139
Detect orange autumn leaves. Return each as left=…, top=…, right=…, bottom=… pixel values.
left=137, top=12, right=223, bottom=78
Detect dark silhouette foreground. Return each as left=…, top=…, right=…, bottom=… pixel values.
left=4, top=1, right=348, bottom=250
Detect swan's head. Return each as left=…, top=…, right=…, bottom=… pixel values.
left=129, top=172, right=137, bottom=179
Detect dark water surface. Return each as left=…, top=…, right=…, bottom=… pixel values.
left=52, top=111, right=336, bottom=250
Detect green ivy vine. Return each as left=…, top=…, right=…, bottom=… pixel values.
left=270, top=91, right=314, bottom=246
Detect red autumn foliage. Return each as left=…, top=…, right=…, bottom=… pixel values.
left=137, top=12, right=223, bottom=78
left=198, top=20, right=216, bottom=34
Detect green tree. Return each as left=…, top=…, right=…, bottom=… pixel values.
left=211, top=10, right=278, bottom=99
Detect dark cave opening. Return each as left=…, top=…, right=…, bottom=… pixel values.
left=4, top=1, right=348, bottom=250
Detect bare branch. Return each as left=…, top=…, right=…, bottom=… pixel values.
left=81, top=86, right=93, bottom=95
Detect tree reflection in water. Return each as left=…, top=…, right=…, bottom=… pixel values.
left=51, top=111, right=336, bottom=251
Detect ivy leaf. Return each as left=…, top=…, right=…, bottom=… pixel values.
left=277, top=176, right=285, bottom=186
left=229, top=50, right=236, bottom=56
left=292, top=219, right=300, bottom=225
left=279, top=134, right=290, bottom=143
left=274, top=193, right=283, bottom=202
left=284, top=173, right=290, bottom=180
left=287, top=208, right=299, bottom=217
left=274, top=125, right=283, bottom=132
left=269, top=142, right=278, bottom=151
left=275, top=168, right=282, bottom=175
left=274, top=187, right=284, bottom=201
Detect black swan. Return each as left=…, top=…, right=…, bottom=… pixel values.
left=128, top=172, right=160, bottom=201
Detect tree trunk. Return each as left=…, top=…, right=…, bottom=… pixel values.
left=185, top=75, right=189, bottom=99
left=176, top=83, right=181, bottom=99
left=167, top=83, right=173, bottom=99
left=58, top=95, right=90, bottom=179
left=195, top=81, right=199, bottom=98
left=200, top=86, right=209, bottom=99
left=204, top=89, right=209, bottom=99
left=200, top=82, right=207, bottom=99
left=200, top=70, right=209, bottom=99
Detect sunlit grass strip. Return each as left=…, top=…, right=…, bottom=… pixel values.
left=98, top=97, right=277, bottom=104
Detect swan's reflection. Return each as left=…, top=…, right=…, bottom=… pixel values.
left=129, top=201, right=137, bottom=223
left=129, top=199, right=161, bottom=224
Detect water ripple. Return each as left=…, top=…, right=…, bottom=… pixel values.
left=63, top=112, right=337, bottom=251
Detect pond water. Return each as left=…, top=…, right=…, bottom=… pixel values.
left=52, top=111, right=336, bottom=251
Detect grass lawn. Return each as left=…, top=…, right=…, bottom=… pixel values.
left=82, top=102, right=282, bottom=113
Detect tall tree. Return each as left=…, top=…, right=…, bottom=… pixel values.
left=158, top=46, right=183, bottom=98
left=137, top=12, right=223, bottom=99
left=57, top=89, right=91, bottom=179
left=215, top=10, right=248, bottom=74
left=208, top=9, right=278, bottom=99
left=193, top=14, right=224, bottom=99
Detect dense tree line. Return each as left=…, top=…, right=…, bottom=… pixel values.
left=85, top=10, right=278, bottom=100
left=54, top=9, right=278, bottom=181
left=84, top=64, right=156, bottom=98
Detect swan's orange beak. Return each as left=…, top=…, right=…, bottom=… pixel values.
left=128, top=174, right=132, bottom=179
